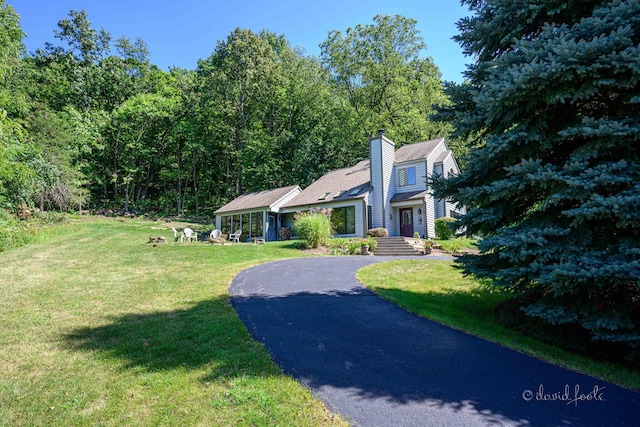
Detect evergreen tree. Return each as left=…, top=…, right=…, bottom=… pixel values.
left=436, top=0, right=640, bottom=359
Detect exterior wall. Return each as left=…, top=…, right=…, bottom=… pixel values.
left=432, top=163, right=446, bottom=219
left=393, top=161, right=427, bottom=194
left=369, top=135, right=395, bottom=231
left=441, top=153, right=465, bottom=217
left=389, top=200, right=428, bottom=238
left=424, top=143, right=446, bottom=238
left=282, top=199, right=366, bottom=238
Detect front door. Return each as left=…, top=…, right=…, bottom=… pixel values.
left=400, top=208, right=414, bottom=237
left=268, top=215, right=277, bottom=241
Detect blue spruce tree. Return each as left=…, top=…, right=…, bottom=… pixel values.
left=436, top=0, right=640, bottom=361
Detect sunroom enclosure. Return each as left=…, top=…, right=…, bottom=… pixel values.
left=217, top=211, right=265, bottom=241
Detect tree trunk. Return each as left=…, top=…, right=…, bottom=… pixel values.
left=177, top=140, right=183, bottom=214
left=192, top=152, right=199, bottom=214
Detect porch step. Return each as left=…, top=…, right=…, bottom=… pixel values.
left=374, top=237, right=423, bottom=256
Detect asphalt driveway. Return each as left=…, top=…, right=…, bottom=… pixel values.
left=229, top=257, right=640, bottom=426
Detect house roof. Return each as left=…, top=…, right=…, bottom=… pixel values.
left=394, top=137, right=444, bottom=163
left=433, top=150, right=452, bottom=163
left=282, top=160, right=371, bottom=208
left=215, top=185, right=301, bottom=214
left=390, top=189, right=429, bottom=203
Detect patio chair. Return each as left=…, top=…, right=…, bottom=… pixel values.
left=229, top=229, right=242, bottom=243
left=208, top=229, right=225, bottom=245
left=171, top=227, right=182, bottom=242
left=183, top=227, right=197, bottom=242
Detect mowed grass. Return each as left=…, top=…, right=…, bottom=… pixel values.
left=357, top=260, right=640, bottom=391
left=0, top=218, right=345, bottom=426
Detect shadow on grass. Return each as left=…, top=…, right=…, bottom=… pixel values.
left=63, top=298, right=276, bottom=380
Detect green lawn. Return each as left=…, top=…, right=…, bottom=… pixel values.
left=357, top=259, right=640, bottom=392
left=3, top=220, right=637, bottom=426
left=0, top=218, right=344, bottom=426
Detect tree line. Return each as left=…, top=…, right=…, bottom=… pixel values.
left=1, top=3, right=454, bottom=216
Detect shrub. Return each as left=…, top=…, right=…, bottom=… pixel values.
left=328, top=237, right=378, bottom=255
left=435, top=217, right=457, bottom=240
left=293, top=212, right=333, bottom=248
left=367, top=228, right=388, bottom=237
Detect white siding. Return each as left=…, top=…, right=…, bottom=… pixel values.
left=393, top=161, right=427, bottom=194
left=441, top=153, right=465, bottom=217
left=433, top=162, right=446, bottom=219
left=272, top=188, right=302, bottom=211
left=369, top=135, right=395, bottom=232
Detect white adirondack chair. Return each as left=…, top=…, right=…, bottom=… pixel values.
left=183, top=227, right=197, bottom=242
left=229, top=229, right=242, bottom=243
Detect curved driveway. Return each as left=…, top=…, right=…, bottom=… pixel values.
left=230, top=257, right=639, bottom=426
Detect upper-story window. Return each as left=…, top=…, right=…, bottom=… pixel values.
left=398, top=167, right=416, bottom=186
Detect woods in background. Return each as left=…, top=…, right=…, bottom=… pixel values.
left=1, top=3, right=454, bottom=216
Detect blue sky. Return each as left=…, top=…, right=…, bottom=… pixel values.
left=10, top=0, right=471, bottom=83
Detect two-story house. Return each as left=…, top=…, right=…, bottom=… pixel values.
left=214, top=131, right=463, bottom=241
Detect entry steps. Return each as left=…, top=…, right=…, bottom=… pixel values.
left=374, top=237, right=423, bottom=256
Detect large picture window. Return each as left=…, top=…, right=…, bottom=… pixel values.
left=331, top=206, right=356, bottom=235
left=398, top=167, right=416, bottom=186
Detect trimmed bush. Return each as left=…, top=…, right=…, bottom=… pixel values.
left=293, top=212, right=333, bottom=248
left=434, top=217, right=457, bottom=240
left=367, top=228, right=388, bottom=237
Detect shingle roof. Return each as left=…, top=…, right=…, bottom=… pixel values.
left=433, top=150, right=452, bottom=163
left=283, top=160, right=371, bottom=208
left=215, top=185, right=300, bottom=214
left=390, top=190, right=429, bottom=203
left=394, top=137, right=444, bottom=163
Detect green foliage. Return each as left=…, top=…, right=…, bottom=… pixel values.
left=293, top=212, right=333, bottom=248
left=5, top=7, right=461, bottom=225
left=434, top=217, right=456, bottom=240
left=436, top=0, right=640, bottom=358
left=0, top=209, right=68, bottom=252
left=328, top=237, right=377, bottom=255
left=320, top=14, right=451, bottom=144
left=434, top=237, right=476, bottom=254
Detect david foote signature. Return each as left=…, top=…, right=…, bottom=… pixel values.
left=522, top=384, right=605, bottom=406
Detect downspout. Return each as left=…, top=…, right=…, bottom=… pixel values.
left=380, top=140, right=386, bottom=230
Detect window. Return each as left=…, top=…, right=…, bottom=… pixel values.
left=349, top=187, right=362, bottom=196
left=398, top=167, right=416, bottom=186
left=250, top=213, right=263, bottom=238
left=241, top=213, right=250, bottom=238
left=331, top=206, right=356, bottom=235
left=318, top=192, right=332, bottom=200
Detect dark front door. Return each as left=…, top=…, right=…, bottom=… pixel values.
left=400, top=208, right=414, bottom=237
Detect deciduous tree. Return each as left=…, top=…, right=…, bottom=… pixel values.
left=320, top=14, right=450, bottom=145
